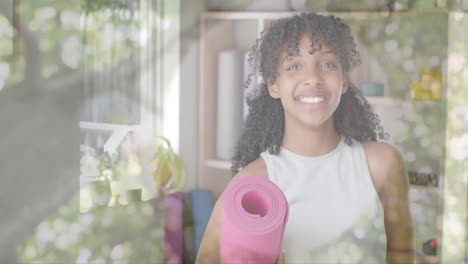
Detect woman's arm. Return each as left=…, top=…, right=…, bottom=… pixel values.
left=195, top=193, right=223, bottom=264
left=363, top=142, right=415, bottom=264
left=381, top=147, right=414, bottom=263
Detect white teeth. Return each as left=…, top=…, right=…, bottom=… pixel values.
left=297, top=96, right=325, bottom=104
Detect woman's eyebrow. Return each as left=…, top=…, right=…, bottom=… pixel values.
left=281, top=49, right=335, bottom=64
left=281, top=55, right=296, bottom=64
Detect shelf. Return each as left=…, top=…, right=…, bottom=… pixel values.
left=202, top=12, right=300, bottom=20
left=365, top=96, right=406, bottom=105
left=364, top=96, right=441, bottom=107
left=205, top=159, right=231, bottom=170
left=201, top=11, right=447, bottom=21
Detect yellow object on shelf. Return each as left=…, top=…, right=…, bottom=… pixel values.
left=410, top=70, right=443, bottom=100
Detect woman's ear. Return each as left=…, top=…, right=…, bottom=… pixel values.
left=268, top=80, right=281, bottom=99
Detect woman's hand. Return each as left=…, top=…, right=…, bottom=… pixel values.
left=417, top=253, right=438, bottom=264
left=276, top=251, right=285, bottom=264
left=220, top=250, right=285, bottom=264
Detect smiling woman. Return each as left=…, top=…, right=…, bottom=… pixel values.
left=196, top=12, right=414, bottom=264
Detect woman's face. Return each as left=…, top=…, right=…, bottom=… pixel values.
left=268, top=34, right=348, bottom=130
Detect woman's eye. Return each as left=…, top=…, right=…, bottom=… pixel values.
left=287, top=64, right=301, bottom=71
left=321, top=62, right=337, bottom=68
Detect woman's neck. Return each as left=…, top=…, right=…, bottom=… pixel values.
left=281, top=119, right=341, bottom=157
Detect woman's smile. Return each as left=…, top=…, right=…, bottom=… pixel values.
left=294, top=91, right=330, bottom=109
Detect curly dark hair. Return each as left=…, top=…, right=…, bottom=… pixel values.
left=230, top=12, right=388, bottom=175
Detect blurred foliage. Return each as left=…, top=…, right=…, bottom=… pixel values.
left=80, top=144, right=121, bottom=212
left=79, top=134, right=187, bottom=213
left=80, top=144, right=120, bottom=178
left=0, top=15, right=15, bottom=59
left=16, top=195, right=164, bottom=263
left=358, top=13, right=447, bottom=174
left=341, top=11, right=467, bottom=260
left=442, top=12, right=468, bottom=261
left=340, top=11, right=452, bottom=253
left=205, top=0, right=468, bottom=11
left=82, top=0, right=138, bottom=13
left=82, top=4, right=141, bottom=72
left=10, top=0, right=170, bottom=262
left=307, top=0, right=390, bottom=11
left=9, top=0, right=468, bottom=262
left=0, top=0, right=83, bottom=89
left=306, top=208, right=387, bottom=262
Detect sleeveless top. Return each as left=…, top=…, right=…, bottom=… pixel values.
left=260, top=136, right=387, bottom=263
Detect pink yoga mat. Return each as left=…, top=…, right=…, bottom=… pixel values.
left=221, top=176, right=289, bottom=264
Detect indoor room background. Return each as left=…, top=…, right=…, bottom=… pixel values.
left=0, top=0, right=467, bottom=263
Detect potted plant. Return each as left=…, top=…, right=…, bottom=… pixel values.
left=150, top=136, right=186, bottom=198
left=148, top=136, right=186, bottom=263
left=80, top=145, right=118, bottom=211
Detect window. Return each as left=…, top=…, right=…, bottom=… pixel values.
left=80, top=0, right=180, bottom=211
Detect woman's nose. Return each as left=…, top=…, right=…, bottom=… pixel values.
left=302, top=67, right=322, bottom=87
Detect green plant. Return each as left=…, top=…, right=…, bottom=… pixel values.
left=150, top=136, right=186, bottom=197
left=81, top=0, right=137, bottom=13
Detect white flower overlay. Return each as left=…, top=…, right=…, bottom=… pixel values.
left=448, top=133, right=468, bottom=161
left=80, top=152, right=100, bottom=177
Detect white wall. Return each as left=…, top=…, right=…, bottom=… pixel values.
left=179, top=1, right=206, bottom=191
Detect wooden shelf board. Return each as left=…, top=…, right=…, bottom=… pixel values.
left=205, top=159, right=231, bottom=170
left=202, top=11, right=449, bottom=21
left=364, top=96, right=441, bottom=106
left=365, top=96, right=406, bottom=105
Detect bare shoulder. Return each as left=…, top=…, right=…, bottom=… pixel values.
left=360, top=141, right=405, bottom=195
left=360, top=141, right=403, bottom=164
left=234, top=156, right=269, bottom=180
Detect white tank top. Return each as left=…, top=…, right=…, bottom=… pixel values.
left=260, top=136, right=387, bottom=263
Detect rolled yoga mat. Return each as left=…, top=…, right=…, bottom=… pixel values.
left=221, top=176, right=289, bottom=264
left=216, top=49, right=244, bottom=160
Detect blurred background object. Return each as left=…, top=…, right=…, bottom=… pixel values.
left=0, top=0, right=19, bottom=60
left=410, top=69, right=443, bottom=100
